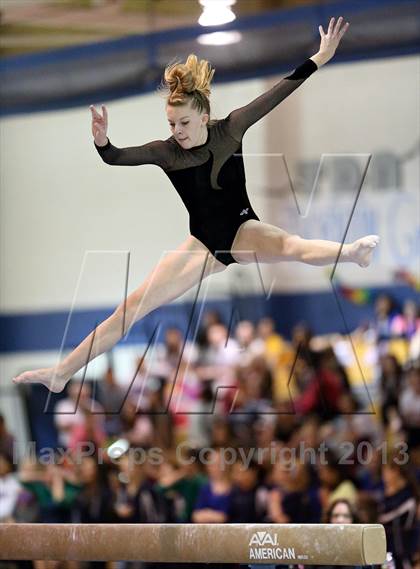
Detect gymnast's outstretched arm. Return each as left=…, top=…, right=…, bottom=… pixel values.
left=90, top=104, right=174, bottom=169
left=226, top=16, right=350, bottom=141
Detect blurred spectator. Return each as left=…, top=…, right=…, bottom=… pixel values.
left=54, top=382, right=104, bottom=448
left=290, top=416, right=322, bottom=451
left=163, top=327, right=186, bottom=369
left=210, top=416, right=235, bottom=448
left=97, top=366, right=126, bottom=436
left=391, top=299, right=420, bottom=340
left=192, top=449, right=233, bottom=523
left=72, top=456, right=114, bottom=523
left=18, top=460, right=81, bottom=523
left=320, top=393, right=383, bottom=455
left=268, top=460, right=321, bottom=523
left=120, top=399, right=154, bottom=447
left=323, top=497, right=358, bottom=523
left=355, top=493, right=380, bottom=523
left=0, top=452, right=21, bottom=522
left=129, top=356, right=153, bottom=412
left=379, top=354, right=403, bottom=427
left=0, top=414, right=15, bottom=461
left=374, top=294, right=398, bottom=343
left=244, top=355, right=273, bottom=400
left=166, top=358, right=199, bottom=442
left=291, top=322, right=315, bottom=364
left=197, top=323, right=240, bottom=392
left=273, top=402, right=299, bottom=442
left=227, top=360, right=274, bottom=447
left=109, top=453, right=139, bottom=523
left=228, top=459, right=267, bottom=522
left=299, top=499, right=360, bottom=569
left=188, top=380, right=215, bottom=447
left=234, top=320, right=265, bottom=367
left=257, top=317, right=295, bottom=402
left=321, top=346, right=352, bottom=393
left=254, top=416, right=277, bottom=450
left=138, top=453, right=176, bottom=524
left=288, top=354, right=313, bottom=401
left=148, top=377, right=174, bottom=449
left=399, top=362, right=420, bottom=450
left=196, top=310, right=223, bottom=350
left=68, top=409, right=107, bottom=453
left=333, top=325, right=377, bottom=388
left=295, top=351, right=344, bottom=421
left=380, top=459, right=420, bottom=569
left=317, top=452, right=358, bottom=508
left=111, top=452, right=175, bottom=524
left=356, top=448, right=384, bottom=502
left=256, top=316, right=287, bottom=369
left=152, top=327, right=198, bottom=380
left=409, top=325, right=420, bottom=361
left=157, top=449, right=207, bottom=522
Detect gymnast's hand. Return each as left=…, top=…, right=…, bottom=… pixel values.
left=312, top=16, right=350, bottom=67
left=90, top=104, right=108, bottom=146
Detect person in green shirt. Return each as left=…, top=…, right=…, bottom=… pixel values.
left=156, top=449, right=207, bottom=522
left=19, top=459, right=81, bottom=523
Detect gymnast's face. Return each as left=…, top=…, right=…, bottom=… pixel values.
left=329, top=501, right=353, bottom=524
left=166, top=100, right=209, bottom=150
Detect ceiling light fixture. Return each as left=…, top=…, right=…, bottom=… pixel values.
left=198, top=0, right=237, bottom=27
left=197, top=30, right=242, bottom=46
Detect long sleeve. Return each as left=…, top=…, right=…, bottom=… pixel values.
left=94, top=138, right=174, bottom=170
left=226, top=58, right=318, bottom=141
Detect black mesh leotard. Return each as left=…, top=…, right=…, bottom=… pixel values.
left=95, top=58, right=318, bottom=265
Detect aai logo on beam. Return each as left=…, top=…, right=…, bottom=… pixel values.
left=249, top=532, right=279, bottom=547
left=248, top=532, right=297, bottom=561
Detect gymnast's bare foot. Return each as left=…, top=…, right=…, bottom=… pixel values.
left=12, top=367, right=70, bottom=393
left=347, top=234, right=380, bottom=267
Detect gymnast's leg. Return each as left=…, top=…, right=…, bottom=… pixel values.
left=13, top=237, right=226, bottom=392
left=230, top=220, right=380, bottom=266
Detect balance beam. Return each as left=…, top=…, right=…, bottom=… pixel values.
left=0, top=523, right=386, bottom=565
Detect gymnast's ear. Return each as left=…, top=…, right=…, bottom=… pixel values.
left=201, top=112, right=210, bottom=125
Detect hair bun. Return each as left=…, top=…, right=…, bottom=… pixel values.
left=162, top=54, right=215, bottom=104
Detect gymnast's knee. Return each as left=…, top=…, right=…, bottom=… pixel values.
left=281, top=233, right=302, bottom=258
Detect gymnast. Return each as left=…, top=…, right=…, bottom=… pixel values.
left=13, top=16, right=380, bottom=392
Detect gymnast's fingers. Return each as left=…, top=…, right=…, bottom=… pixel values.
left=102, top=105, right=108, bottom=128
left=333, top=16, right=343, bottom=36
left=90, top=105, right=102, bottom=120
left=327, top=17, right=335, bottom=35
left=338, top=21, right=350, bottom=39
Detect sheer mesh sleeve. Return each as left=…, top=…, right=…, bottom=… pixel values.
left=226, top=59, right=318, bottom=142
left=94, top=138, right=174, bottom=170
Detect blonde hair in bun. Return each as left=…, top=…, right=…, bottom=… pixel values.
left=159, top=54, right=215, bottom=115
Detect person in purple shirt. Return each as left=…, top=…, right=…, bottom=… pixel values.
left=192, top=449, right=233, bottom=523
